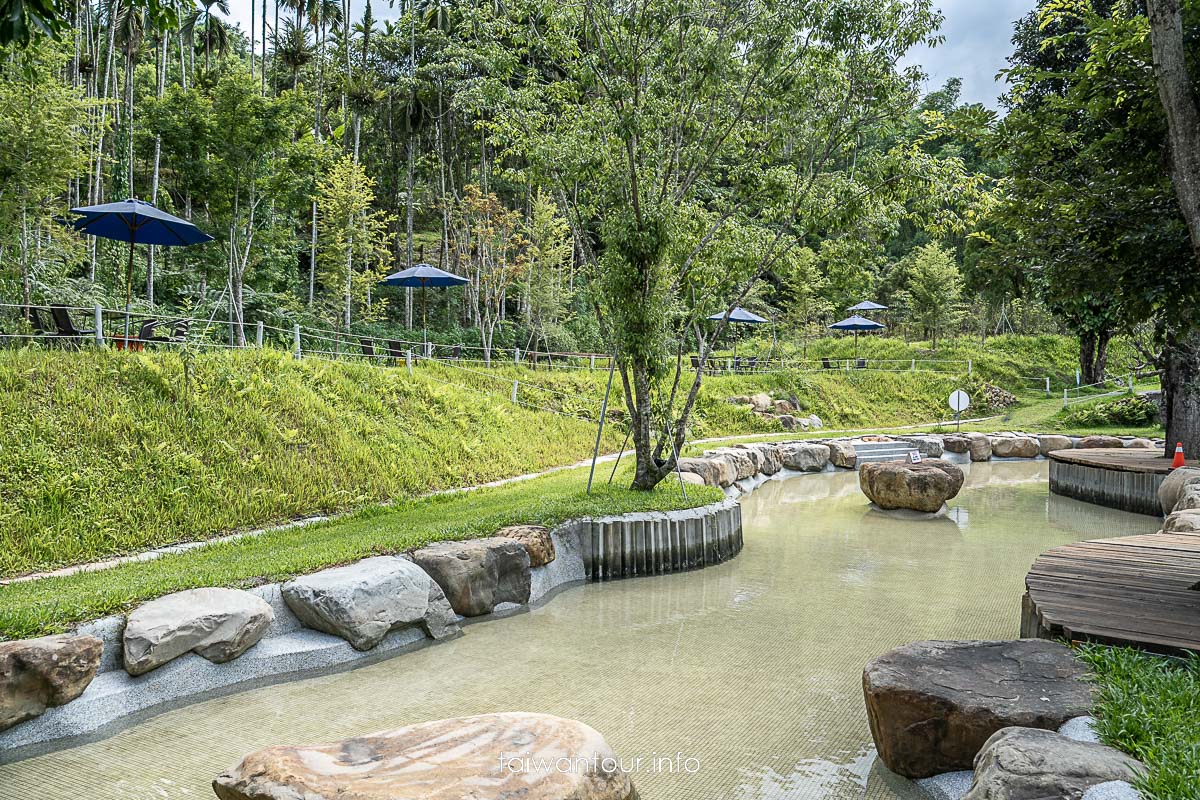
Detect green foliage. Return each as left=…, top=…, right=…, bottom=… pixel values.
left=1078, top=644, right=1200, bottom=799
left=1061, top=394, right=1161, bottom=428
left=905, top=242, right=963, bottom=349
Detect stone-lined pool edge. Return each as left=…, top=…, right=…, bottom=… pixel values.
left=0, top=428, right=1160, bottom=765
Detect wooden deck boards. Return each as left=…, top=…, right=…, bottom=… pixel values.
left=1048, top=448, right=1189, bottom=474
left=1023, top=530, right=1200, bottom=654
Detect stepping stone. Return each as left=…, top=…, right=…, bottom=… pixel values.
left=859, top=459, right=964, bottom=513
left=1, top=634, right=102, bottom=731
left=862, top=639, right=1092, bottom=778
left=212, top=712, right=638, bottom=800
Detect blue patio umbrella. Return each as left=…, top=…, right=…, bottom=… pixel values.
left=828, top=314, right=885, bottom=358
left=707, top=306, right=770, bottom=358
left=380, top=264, right=469, bottom=343
left=848, top=300, right=888, bottom=312
left=68, top=198, right=214, bottom=339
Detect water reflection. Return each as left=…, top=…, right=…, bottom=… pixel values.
left=0, top=462, right=1161, bottom=800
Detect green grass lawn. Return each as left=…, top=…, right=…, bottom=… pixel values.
left=0, top=463, right=721, bottom=640
left=1079, top=645, right=1200, bottom=799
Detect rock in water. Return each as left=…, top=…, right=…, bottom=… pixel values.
left=964, top=727, right=1142, bottom=800
left=123, top=588, right=274, bottom=676
left=859, top=459, right=964, bottom=513
left=0, top=635, right=102, bottom=731
left=862, top=639, right=1092, bottom=778
left=826, top=440, right=857, bottom=469
left=282, top=556, right=460, bottom=650
left=411, top=538, right=532, bottom=617
left=212, top=712, right=638, bottom=800
left=1157, top=466, right=1200, bottom=514
left=496, top=525, right=556, bottom=567
left=965, top=432, right=992, bottom=461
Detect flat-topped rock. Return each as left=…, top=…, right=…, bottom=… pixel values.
left=965, top=727, right=1142, bottom=800
left=676, top=457, right=726, bottom=487
left=411, top=537, right=532, bottom=617
left=737, top=443, right=782, bottom=475
left=863, top=639, right=1092, bottom=778
left=964, top=432, right=992, bottom=461
left=990, top=436, right=1039, bottom=459
left=212, top=712, right=637, bottom=800
left=124, top=587, right=274, bottom=676
left=778, top=442, right=829, bottom=472
left=496, top=525, right=556, bottom=567
left=282, top=556, right=459, bottom=650
left=859, top=459, right=964, bottom=514
left=1, top=634, right=102, bottom=732
left=1079, top=435, right=1124, bottom=449
left=899, top=436, right=945, bottom=457
left=1039, top=435, right=1074, bottom=456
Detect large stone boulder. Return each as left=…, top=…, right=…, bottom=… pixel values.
left=1078, top=435, right=1123, bottom=449
left=1176, top=485, right=1200, bottom=511
left=964, top=727, right=1142, bottom=800
left=496, top=525, right=556, bottom=567
left=1, top=634, right=102, bottom=732
left=900, top=436, right=945, bottom=458
left=862, top=639, right=1093, bottom=779
left=124, top=588, right=274, bottom=676
left=706, top=448, right=757, bottom=481
left=1158, top=467, right=1200, bottom=514
left=990, top=436, right=1040, bottom=459
left=778, top=442, right=830, bottom=472
left=826, top=440, right=857, bottom=469
left=411, top=538, right=532, bottom=617
left=943, top=436, right=970, bottom=455
left=212, top=712, right=637, bottom=800
left=1163, top=509, right=1200, bottom=533
left=1039, top=435, right=1075, bottom=456
left=964, top=432, right=992, bottom=462
left=282, top=556, right=460, bottom=650
left=738, top=443, right=782, bottom=475
left=748, top=392, right=773, bottom=413
left=859, top=460, right=964, bottom=514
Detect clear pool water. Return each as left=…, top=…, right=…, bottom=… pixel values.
left=0, top=460, right=1161, bottom=799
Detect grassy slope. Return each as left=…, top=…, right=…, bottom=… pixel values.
left=1079, top=645, right=1200, bottom=799
left=0, top=334, right=1160, bottom=578
left=0, top=465, right=721, bottom=639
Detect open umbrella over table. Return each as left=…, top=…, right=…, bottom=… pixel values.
left=707, top=306, right=770, bottom=359
left=828, top=314, right=885, bottom=358
left=68, top=198, right=213, bottom=340
left=380, top=264, right=469, bottom=346
left=847, top=300, right=888, bottom=313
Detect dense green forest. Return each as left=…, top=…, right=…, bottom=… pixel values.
left=3, top=0, right=1200, bottom=487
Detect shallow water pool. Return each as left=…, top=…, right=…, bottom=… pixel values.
left=0, top=460, right=1161, bottom=799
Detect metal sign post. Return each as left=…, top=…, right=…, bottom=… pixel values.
left=949, top=390, right=971, bottom=433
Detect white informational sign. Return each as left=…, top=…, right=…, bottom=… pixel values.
left=909, top=451, right=923, bottom=464
left=949, top=390, right=971, bottom=413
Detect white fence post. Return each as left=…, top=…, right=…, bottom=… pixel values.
left=514, top=348, right=521, bottom=365
left=1045, top=376, right=1051, bottom=396
left=1128, top=373, right=1134, bottom=394
left=256, top=321, right=264, bottom=348
left=968, top=359, right=973, bottom=376
left=292, top=324, right=301, bottom=358
left=1075, top=369, right=1080, bottom=386
left=590, top=354, right=595, bottom=370
left=512, top=379, right=519, bottom=403
left=406, top=349, right=413, bottom=375
left=94, top=305, right=104, bottom=347
left=911, top=358, right=915, bottom=372
left=1063, top=388, right=1069, bottom=409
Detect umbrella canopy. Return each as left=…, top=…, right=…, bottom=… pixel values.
left=829, top=314, right=885, bottom=332
left=69, top=198, right=214, bottom=247
left=380, top=264, right=469, bottom=346
left=707, top=306, right=769, bottom=324
left=68, top=198, right=213, bottom=340
left=828, top=315, right=885, bottom=359
left=381, top=264, right=469, bottom=288
left=847, top=300, right=888, bottom=312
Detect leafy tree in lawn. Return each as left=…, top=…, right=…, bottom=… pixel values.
left=484, top=0, right=984, bottom=489
left=905, top=242, right=961, bottom=350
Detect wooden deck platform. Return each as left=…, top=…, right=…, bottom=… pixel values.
left=1022, top=531, right=1200, bottom=654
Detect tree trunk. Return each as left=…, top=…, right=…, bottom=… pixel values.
left=1146, top=0, right=1200, bottom=455
left=1163, top=333, right=1200, bottom=455
left=1079, top=332, right=1097, bottom=385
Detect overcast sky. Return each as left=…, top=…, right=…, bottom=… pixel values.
left=222, top=0, right=1036, bottom=110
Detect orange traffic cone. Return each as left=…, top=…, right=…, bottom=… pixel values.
left=1172, top=442, right=1186, bottom=469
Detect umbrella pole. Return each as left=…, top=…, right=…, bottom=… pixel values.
left=124, top=241, right=135, bottom=341
left=422, top=285, right=427, bottom=354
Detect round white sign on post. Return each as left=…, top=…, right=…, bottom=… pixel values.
left=949, top=390, right=971, bottom=413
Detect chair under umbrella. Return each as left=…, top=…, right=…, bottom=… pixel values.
left=68, top=198, right=213, bottom=340
left=707, top=306, right=770, bottom=360
left=848, top=300, right=888, bottom=312
left=380, top=264, right=469, bottom=346
left=828, top=314, right=885, bottom=358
